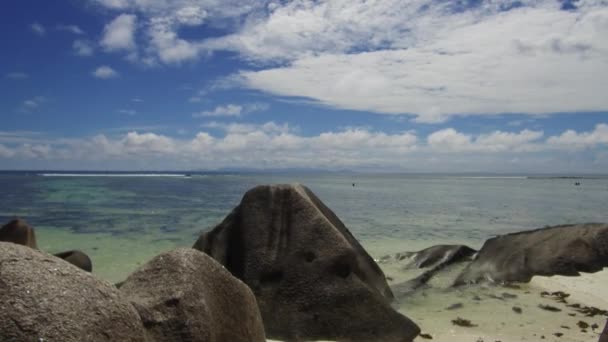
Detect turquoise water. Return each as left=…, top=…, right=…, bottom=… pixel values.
left=1, top=173, right=608, bottom=283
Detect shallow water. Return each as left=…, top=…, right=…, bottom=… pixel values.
left=1, top=172, right=607, bottom=341
left=2, top=172, right=607, bottom=282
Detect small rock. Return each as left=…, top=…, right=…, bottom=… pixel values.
left=446, top=303, right=464, bottom=310
left=577, top=321, right=589, bottom=329
left=451, top=317, right=477, bottom=327
left=502, top=292, right=517, bottom=299
left=538, top=304, right=561, bottom=312
left=554, top=332, right=563, bottom=337
left=512, top=306, right=522, bottom=314
left=419, top=333, right=433, bottom=339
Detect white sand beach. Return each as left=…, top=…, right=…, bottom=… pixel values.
left=268, top=269, right=608, bottom=342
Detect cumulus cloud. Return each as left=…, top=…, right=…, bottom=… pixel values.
left=30, top=22, right=45, bottom=36
left=428, top=129, right=544, bottom=152
left=101, top=14, right=137, bottom=51
left=1, top=122, right=608, bottom=171
left=547, top=123, right=608, bottom=150
left=73, top=39, right=94, bottom=56
left=92, top=66, right=119, bottom=79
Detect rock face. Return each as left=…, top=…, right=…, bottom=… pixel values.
left=54, top=250, right=93, bottom=272
left=0, top=242, right=146, bottom=342
left=600, top=320, right=608, bottom=342
left=120, top=248, right=266, bottom=342
left=0, top=218, right=37, bottom=248
left=383, top=245, right=476, bottom=269
left=382, top=245, right=477, bottom=293
left=193, top=184, right=420, bottom=342
left=455, top=223, right=608, bottom=284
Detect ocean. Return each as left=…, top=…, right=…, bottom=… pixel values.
left=1, top=171, right=607, bottom=283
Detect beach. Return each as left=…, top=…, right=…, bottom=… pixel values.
left=1, top=172, right=607, bottom=341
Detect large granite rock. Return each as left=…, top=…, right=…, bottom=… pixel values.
left=120, top=248, right=266, bottom=342
left=0, top=218, right=93, bottom=272
left=382, top=245, right=476, bottom=269
left=381, top=245, right=477, bottom=293
left=455, top=223, right=608, bottom=284
left=0, top=218, right=37, bottom=248
left=193, top=184, right=420, bottom=342
left=0, top=242, right=146, bottom=342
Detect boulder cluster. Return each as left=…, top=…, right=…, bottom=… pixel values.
left=0, top=184, right=420, bottom=342
left=2, top=183, right=608, bottom=341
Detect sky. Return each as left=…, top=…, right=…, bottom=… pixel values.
left=1, top=0, right=607, bottom=172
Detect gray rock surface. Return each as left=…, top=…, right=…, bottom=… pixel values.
left=193, top=184, right=420, bottom=342
left=120, top=248, right=266, bottom=342
left=382, top=245, right=476, bottom=269
left=0, top=242, right=146, bottom=342
left=455, top=223, right=608, bottom=284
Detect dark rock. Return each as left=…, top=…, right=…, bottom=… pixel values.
left=501, top=292, right=517, bottom=299
left=387, top=245, right=476, bottom=269
left=120, top=248, right=265, bottom=342
left=0, top=242, right=146, bottom=341
left=387, top=245, right=477, bottom=292
left=512, top=306, right=522, bottom=314
left=538, top=304, right=561, bottom=312
left=54, top=250, right=93, bottom=272
left=455, top=223, right=608, bottom=284
left=451, top=317, right=477, bottom=327
left=0, top=218, right=37, bottom=248
left=193, top=184, right=420, bottom=342
left=601, top=321, right=608, bottom=342
left=420, top=332, right=433, bottom=339
left=577, top=321, right=589, bottom=329
left=554, top=332, right=563, bottom=337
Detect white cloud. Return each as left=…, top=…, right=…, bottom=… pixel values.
left=92, top=66, right=119, bottom=79
left=132, top=97, right=144, bottom=102
left=194, top=104, right=243, bottom=117
left=19, top=96, right=47, bottom=112
left=101, top=14, right=137, bottom=51
left=5, top=72, right=28, bottom=80
left=547, top=123, right=608, bottom=150
left=57, top=24, right=85, bottom=35
left=73, top=39, right=94, bottom=56
left=428, top=128, right=544, bottom=152
left=2, top=123, right=608, bottom=171
left=166, top=0, right=608, bottom=121
left=147, top=17, right=200, bottom=64
left=30, top=22, right=45, bottom=36
left=194, top=103, right=268, bottom=117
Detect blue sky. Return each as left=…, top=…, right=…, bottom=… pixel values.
left=1, top=0, right=607, bottom=172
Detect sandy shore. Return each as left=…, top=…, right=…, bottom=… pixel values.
left=268, top=269, right=608, bottom=342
